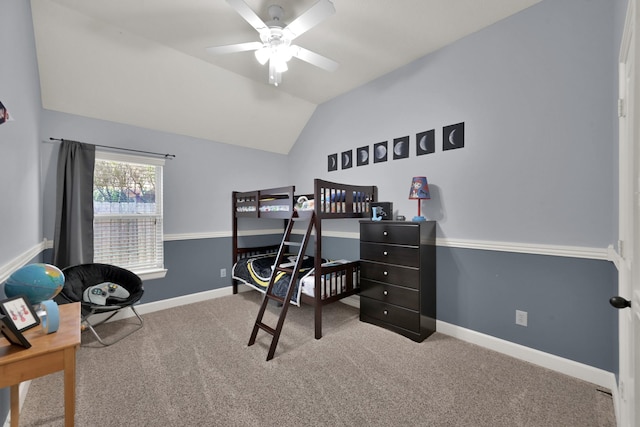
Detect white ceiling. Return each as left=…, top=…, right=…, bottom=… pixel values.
left=32, top=0, right=541, bottom=154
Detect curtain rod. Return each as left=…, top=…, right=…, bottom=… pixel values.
left=48, top=137, right=176, bottom=159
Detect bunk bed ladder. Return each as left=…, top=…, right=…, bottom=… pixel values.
left=248, top=210, right=315, bottom=361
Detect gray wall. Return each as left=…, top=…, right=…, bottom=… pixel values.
left=0, top=2, right=627, bottom=423
left=437, top=247, right=617, bottom=370
left=0, top=0, right=42, bottom=267
left=0, top=0, right=43, bottom=421
left=40, top=110, right=291, bottom=238
left=287, top=0, right=621, bottom=372
left=289, top=0, right=617, bottom=248
left=38, top=110, right=292, bottom=306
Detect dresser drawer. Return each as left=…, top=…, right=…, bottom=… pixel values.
left=360, top=242, right=420, bottom=267
left=360, top=297, right=420, bottom=333
left=360, top=261, right=419, bottom=289
left=360, top=279, right=419, bottom=310
left=360, top=222, right=419, bottom=245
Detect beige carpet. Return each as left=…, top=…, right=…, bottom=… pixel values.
left=19, top=292, right=616, bottom=426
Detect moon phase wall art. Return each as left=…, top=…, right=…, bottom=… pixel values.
left=374, top=141, right=388, bottom=163
left=342, top=150, right=353, bottom=169
left=328, top=153, right=338, bottom=171
left=327, top=122, right=464, bottom=171
left=357, top=146, right=369, bottom=166
left=443, top=122, right=464, bottom=151
left=0, top=100, right=11, bottom=125
left=416, top=130, right=435, bottom=156
left=393, top=136, right=409, bottom=160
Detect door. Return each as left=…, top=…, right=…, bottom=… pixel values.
left=615, top=0, right=639, bottom=425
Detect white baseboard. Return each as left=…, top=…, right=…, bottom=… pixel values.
left=109, top=285, right=360, bottom=322
left=338, top=294, right=360, bottom=309
left=114, top=289, right=615, bottom=392
left=436, top=320, right=617, bottom=391
left=436, top=321, right=620, bottom=425
left=92, top=286, right=236, bottom=323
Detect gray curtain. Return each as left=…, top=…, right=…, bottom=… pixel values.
left=53, top=140, right=96, bottom=269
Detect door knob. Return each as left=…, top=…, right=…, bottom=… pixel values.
left=609, top=296, right=631, bottom=309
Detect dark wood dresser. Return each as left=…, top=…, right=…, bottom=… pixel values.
left=359, top=220, right=436, bottom=342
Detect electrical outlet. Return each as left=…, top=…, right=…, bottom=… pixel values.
left=220, top=268, right=226, bottom=278
left=515, top=310, right=528, bottom=327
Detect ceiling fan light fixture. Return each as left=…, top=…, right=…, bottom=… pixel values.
left=209, top=0, right=338, bottom=86
left=254, top=47, right=270, bottom=65
left=273, top=58, right=288, bottom=73
left=277, top=45, right=293, bottom=63
left=269, top=65, right=282, bottom=86
left=272, top=44, right=292, bottom=65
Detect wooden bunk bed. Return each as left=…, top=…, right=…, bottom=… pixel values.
left=232, top=178, right=377, bottom=339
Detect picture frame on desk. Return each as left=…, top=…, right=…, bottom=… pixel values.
left=371, top=202, right=393, bottom=220
left=0, top=295, right=40, bottom=332
left=0, top=314, right=31, bottom=348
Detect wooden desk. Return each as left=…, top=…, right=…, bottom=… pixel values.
left=0, top=302, right=80, bottom=427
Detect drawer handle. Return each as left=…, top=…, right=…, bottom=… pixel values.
left=383, top=310, right=388, bottom=315
left=383, top=271, right=388, bottom=276
left=383, top=231, right=388, bottom=236
left=383, top=251, right=388, bottom=256
left=383, top=290, right=388, bottom=296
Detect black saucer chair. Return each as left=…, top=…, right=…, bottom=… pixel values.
left=55, top=263, right=144, bottom=346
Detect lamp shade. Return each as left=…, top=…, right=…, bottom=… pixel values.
left=409, top=177, right=430, bottom=200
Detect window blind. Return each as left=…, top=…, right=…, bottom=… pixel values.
left=93, top=151, right=164, bottom=273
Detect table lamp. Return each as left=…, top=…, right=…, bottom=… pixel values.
left=409, top=176, right=430, bottom=221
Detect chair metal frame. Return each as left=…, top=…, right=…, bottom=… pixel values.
left=55, top=263, right=145, bottom=346
left=80, top=303, right=144, bottom=346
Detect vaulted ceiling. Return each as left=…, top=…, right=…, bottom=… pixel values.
left=31, top=0, right=541, bottom=154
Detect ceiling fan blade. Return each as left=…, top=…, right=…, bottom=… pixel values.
left=284, top=0, right=335, bottom=40
left=226, top=0, right=269, bottom=33
left=290, top=45, right=338, bottom=72
left=206, top=41, right=263, bottom=55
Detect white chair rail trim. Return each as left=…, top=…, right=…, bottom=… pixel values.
left=0, top=240, right=47, bottom=284
left=163, top=231, right=615, bottom=262
left=4, top=235, right=614, bottom=283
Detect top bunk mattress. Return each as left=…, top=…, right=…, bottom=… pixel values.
left=232, top=179, right=377, bottom=219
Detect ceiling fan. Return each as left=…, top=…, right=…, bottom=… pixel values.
left=206, top=0, right=339, bottom=86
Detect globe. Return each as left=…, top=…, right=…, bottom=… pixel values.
left=4, top=263, right=65, bottom=305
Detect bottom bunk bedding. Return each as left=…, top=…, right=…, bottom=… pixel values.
left=299, top=260, right=358, bottom=299
left=232, top=253, right=324, bottom=306
left=232, top=254, right=359, bottom=305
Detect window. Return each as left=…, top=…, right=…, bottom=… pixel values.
left=93, top=151, right=165, bottom=276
